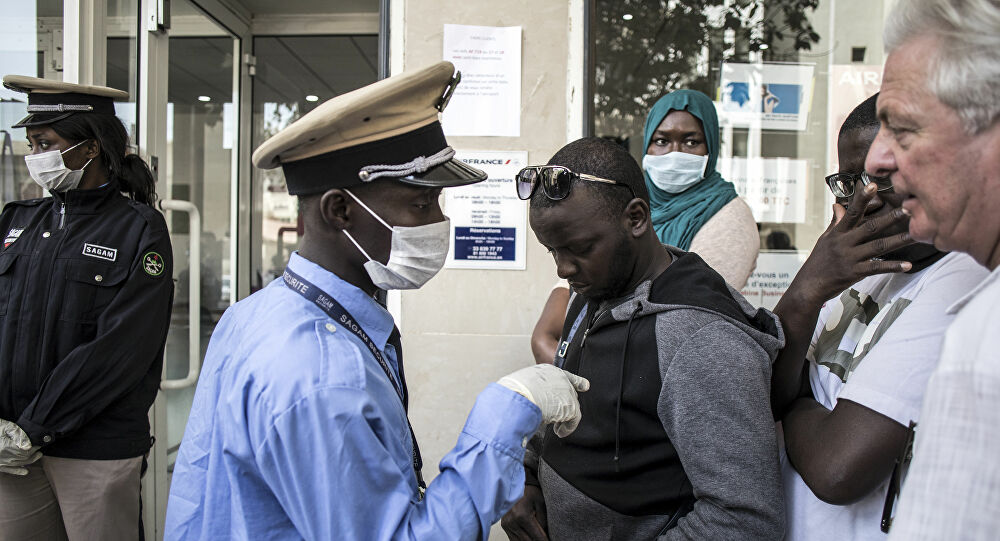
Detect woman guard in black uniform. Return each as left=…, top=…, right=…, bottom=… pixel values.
left=0, top=76, right=174, bottom=540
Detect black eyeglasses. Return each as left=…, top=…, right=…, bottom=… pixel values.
left=825, top=171, right=894, bottom=199
left=516, top=165, right=636, bottom=201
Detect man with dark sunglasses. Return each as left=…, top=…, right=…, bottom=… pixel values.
left=770, top=93, right=985, bottom=540
left=502, top=137, right=786, bottom=540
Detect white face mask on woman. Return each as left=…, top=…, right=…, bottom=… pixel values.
left=341, top=189, right=451, bottom=290
left=23, top=140, right=92, bottom=193
left=642, top=151, right=709, bottom=194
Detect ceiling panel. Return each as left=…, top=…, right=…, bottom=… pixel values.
left=253, top=35, right=378, bottom=107
left=168, top=37, right=234, bottom=104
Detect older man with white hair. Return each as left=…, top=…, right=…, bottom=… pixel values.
left=864, top=0, right=1000, bottom=538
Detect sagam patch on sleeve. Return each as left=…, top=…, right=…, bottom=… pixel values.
left=142, top=251, right=165, bottom=277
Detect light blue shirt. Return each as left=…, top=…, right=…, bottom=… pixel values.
left=165, top=253, right=541, bottom=540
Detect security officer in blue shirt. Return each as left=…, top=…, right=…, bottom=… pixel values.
left=165, top=61, right=589, bottom=540
left=0, top=76, right=174, bottom=541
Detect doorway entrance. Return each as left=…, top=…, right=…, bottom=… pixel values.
left=0, top=1, right=382, bottom=539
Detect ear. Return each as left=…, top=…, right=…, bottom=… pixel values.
left=318, top=189, right=351, bottom=230
left=82, top=139, right=101, bottom=160
left=623, top=198, right=651, bottom=238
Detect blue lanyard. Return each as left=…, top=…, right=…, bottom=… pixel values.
left=556, top=304, right=588, bottom=368
left=283, top=268, right=403, bottom=401
left=283, top=267, right=425, bottom=493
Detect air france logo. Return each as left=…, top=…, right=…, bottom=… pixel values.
left=462, top=158, right=513, bottom=165
left=4, top=228, right=23, bottom=249
left=83, top=243, right=118, bottom=262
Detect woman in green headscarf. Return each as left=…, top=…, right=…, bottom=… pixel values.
left=642, top=89, right=759, bottom=288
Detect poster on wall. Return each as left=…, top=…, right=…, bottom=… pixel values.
left=719, top=62, right=815, bottom=131
left=740, top=251, right=810, bottom=310
left=443, top=150, right=528, bottom=270
left=827, top=64, right=883, bottom=174
left=441, top=24, right=522, bottom=137
left=719, top=157, right=809, bottom=223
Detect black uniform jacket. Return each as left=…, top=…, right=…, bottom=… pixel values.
left=0, top=182, right=173, bottom=459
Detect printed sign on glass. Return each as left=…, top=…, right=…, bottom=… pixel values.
left=719, top=63, right=815, bottom=131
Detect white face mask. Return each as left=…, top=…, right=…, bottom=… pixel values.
left=341, top=189, right=451, bottom=290
left=642, top=151, right=709, bottom=194
left=24, top=140, right=93, bottom=193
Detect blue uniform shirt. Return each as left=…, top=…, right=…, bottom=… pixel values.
left=165, top=253, right=541, bottom=540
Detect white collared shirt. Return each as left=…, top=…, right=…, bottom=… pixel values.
left=783, top=252, right=985, bottom=540
left=888, top=264, right=1000, bottom=540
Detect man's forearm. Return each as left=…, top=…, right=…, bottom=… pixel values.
left=771, top=285, right=824, bottom=417
left=783, top=396, right=907, bottom=505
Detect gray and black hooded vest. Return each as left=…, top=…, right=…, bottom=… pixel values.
left=526, top=246, right=786, bottom=540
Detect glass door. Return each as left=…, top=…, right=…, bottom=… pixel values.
left=160, top=0, right=236, bottom=467
left=142, top=0, right=241, bottom=537
left=250, top=35, right=379, bottom=290
left=161, top=0, right=237, bottom=482
left=107, top=0, right=140, bottom=146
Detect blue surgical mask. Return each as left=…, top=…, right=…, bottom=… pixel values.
left=642, top=152, right=709, bottom=194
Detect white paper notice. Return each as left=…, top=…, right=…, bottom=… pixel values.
left=443, top=150, right=528, bottom=270
left=441, top=24, right=521, bottom=137
left=739, top=251, right=810, bottom=310
left=719, top=157, right=809, bottom=223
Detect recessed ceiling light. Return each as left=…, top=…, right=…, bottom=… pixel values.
left=759, top=43, right=769, bottom=50
left=622, top=13, right=633, bottom=20
left=306, top=95, right=319, bottom=102
left=197, top=95, right=211, bottom=102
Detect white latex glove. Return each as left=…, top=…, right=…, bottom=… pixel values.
left=0, top=419, right=42, bottom=476
left=498, top=364, right=590, bottom=438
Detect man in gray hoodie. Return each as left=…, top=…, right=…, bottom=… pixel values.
left=502, top=137, right=785, bottom=540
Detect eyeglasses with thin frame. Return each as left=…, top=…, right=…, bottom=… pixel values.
left=516, top=165, right=636, bottom=201
left=825, top=171, right=893, bottom=200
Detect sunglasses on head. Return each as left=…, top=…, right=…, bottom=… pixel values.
left=825, top=171, right=893, bottom=200
left=516, top=165, right=636, bottom=201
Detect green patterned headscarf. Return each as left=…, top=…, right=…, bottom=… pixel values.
left=642, top=89, right=738, bottom=250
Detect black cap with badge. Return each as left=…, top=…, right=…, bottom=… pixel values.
left=2, top=75, right=129, bottom=128
left=251, top=61, right=487, bottom=195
